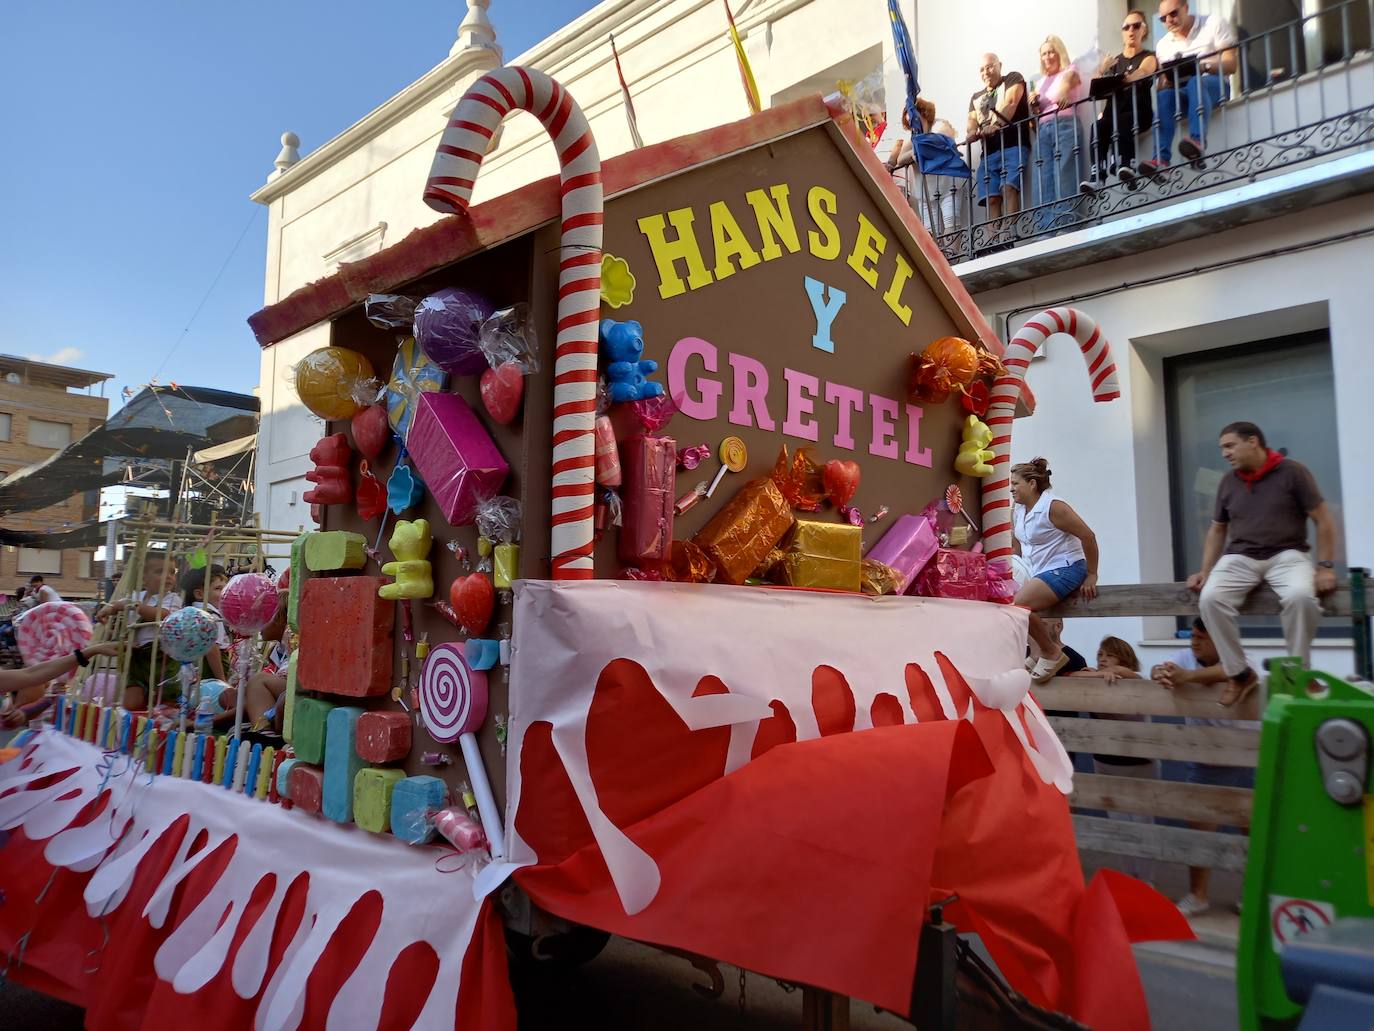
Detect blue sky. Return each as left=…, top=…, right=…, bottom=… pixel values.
left=1, top=1, right=598, bottom=407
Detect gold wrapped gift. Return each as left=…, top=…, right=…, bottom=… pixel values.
left=780, top=519, right=863, bottom=591
left=693, top=477, right=795, bottom=585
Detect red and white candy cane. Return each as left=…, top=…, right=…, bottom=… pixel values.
left=425, top=67, right=601, bottom=580
left=981, top=307, right=1119, bottom=561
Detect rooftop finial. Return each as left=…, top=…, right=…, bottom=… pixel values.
left=452, top=0, right=499, bottom=57
left=274, top=131, right=301, bottom=176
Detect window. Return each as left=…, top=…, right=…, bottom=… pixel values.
left=0, top=412, right=10, bottom=441
left=79, top=552, right=94, bottom=579
left=1165, top=331, right=1345, bottom=637
left=27, top=418, right=72, bottom=449
left=17, top=548, right=63, bottom=575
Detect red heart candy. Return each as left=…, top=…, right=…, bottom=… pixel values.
left=351, top=405, right=391, bottom=460
left=480, top=361, right=525, bottom=425
left=356, top=462, right=387, bottom=521
left=822, top=459, right=861, bottom=509
left=450, top=574, right=494, bottom=636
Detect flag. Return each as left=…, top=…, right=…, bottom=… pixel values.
left=886, top=0, right=919, bottom=137
left=723, top=0, right=761, bottom=115
left=609, top=34, right=644, bottom=148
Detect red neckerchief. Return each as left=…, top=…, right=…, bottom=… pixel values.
left=1236, top=449, right=1284, bottom=490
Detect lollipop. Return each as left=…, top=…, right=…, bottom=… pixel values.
left=158, top=606, right=220, bottom=663
left=433, top=806, right=488, bottom=852
left=293, top=347, right=377, bottom=421
left=17, top=602, right=92, bottom=666
left=944, top=484, right=979, bottom=532
left=220, top=573, right=279, bottom=633
left=419, top=644, right=504, bottom=858
left=386, top=336, right=448, bottom=442
left=413, top=287, right=496, bottom=376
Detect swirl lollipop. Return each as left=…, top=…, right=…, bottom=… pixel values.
left=160, top=606, right=220, bottom=733
left=220, top=573, right=280, bottom=739
left=419, top=644, right=503, bottom=858
left=17, top=601, right=92, bottom=667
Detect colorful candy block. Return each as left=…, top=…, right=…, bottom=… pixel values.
left=289, top=763, right=324, bottom=814
left=353, top=768, right=406, bottom=833
left=288, top=533, right=307, bottom=632
left=292, top=696, right=336, bottom=765
left=323, top=706, right=365, bottom=824
left=356, top=711, right=412, bottom=763
left=391, top=776, right=447, bottom=844
left=283, top=651, right=300, bottom=742
left=297, top=576, right=394, bottom=697
left=257, top=747, right=275, bottom=799
left=277, top=757, right=300, bottom=800
left=406, top=392, right=509, bottom=526
left=303, top=531, right=369, bottom=572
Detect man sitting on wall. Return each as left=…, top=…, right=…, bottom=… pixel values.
left=1142, top=0, right=1237, bottom=171
left=1187, top=421, right=1338, bottom=704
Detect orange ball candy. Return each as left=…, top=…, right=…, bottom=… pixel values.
left=909, top=336, right=979, bottom=405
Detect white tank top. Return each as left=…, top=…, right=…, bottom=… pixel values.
left=1013, top=489, right=1085, bottom=576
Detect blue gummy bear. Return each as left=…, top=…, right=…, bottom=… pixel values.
left=387, top=462, right=425, bottom=515
left=600, top=318, right=665, bottom=402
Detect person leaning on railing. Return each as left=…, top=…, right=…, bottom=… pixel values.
left=1028, top=35, right=1085, bottom=234
left=885, top=99, right=963, bottom=236
left=1081, top=10, right=1158, bottom=193
left=1141, top=0, right=1238, bottom=173
left=965, top=53, right=1030, bottom=228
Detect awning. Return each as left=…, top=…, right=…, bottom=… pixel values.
left=193, top=434, right=257, bottom=464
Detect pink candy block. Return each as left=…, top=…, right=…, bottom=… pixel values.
left=297, top=576, right=394, bottom=697
left=618, top=435, right=676, bottom=564
left=407, top=392, right=509, bottom=526
left=864, top=515, right=939, bottom=595
left=289, top=763, right=325, bottom=814
left=357, top=711, right=412, bottom=763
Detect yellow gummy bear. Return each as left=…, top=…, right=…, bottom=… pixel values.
left=379, top=518, right=435, bottom=600
left=954, top=414, right=995, bottom=478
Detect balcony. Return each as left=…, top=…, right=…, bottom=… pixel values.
left=894, top=1, right=1374, bottom=289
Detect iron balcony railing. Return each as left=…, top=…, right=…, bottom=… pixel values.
left=890, top=0, right=1374, bottom=264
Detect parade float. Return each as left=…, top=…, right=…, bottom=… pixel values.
left=0, top=69, right=1189, bottom=1030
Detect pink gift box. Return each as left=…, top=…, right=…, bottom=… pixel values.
left=864, top=514, right=939, bottom=595
left=408, top=392, right=509, bottom=526
left=618, top=435, right=676, bottom=564
left=915, top=548, right=988, bottom=601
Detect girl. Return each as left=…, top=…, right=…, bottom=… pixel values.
left=1011, top=458, right=1100, bottom=682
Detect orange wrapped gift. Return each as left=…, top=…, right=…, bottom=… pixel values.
left=692, top=477, right=794, bottom=585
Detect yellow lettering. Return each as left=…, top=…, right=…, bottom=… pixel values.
left=637, top=208, right=714, bottom=299
left=882, top=252, right=914, bottom=325
left=744, top=184, right=801, bottom=261
left=806, top=186, right=840, bottom=260
left=846, top=213, right=886, bottom=289
left=709, top=200, right=762, bottom=280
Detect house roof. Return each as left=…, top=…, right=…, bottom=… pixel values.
left=0, top=353, right=113, bottom=390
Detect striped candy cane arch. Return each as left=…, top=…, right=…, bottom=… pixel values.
left=981, top=307, right=1120, bottom=561
left=425, top=67, right=601, bottom=580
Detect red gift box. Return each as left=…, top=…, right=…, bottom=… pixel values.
left=915, top=548, right=988, bottom=602
left=618, top=435, right=676, bottom=564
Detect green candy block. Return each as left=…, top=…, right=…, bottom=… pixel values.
left=288, top=533, right=307, bottom=632
left=304, top=531, right=369, bottom=572
left=292, top=695, right=336, bottom=765
left=283, top=651, right=300, bottom=742
left=353, top=767, right=406, bottom=833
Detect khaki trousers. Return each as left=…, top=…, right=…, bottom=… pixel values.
left=1199, top=550, right=1320, bottom=677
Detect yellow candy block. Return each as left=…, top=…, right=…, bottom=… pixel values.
left=303, top=531, right=369, bottom=572
left=353, top=767, right=406, bottom=834
left=494, top=543, right=520, bottom=590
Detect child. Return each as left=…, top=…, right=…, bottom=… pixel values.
left=97, top=552, right=181, bottom=710
left=180, top=565, right=230, bottom=682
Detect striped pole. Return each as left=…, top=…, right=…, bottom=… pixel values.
left=981, top=307, right=1119, bottom=561
left=425, top=68, right=602, bottom=581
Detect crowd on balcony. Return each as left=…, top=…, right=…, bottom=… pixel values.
left=886, top=0, right=1241, bottom=246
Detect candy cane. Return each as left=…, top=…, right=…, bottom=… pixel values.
left=981, top=307, right=1119, bottom=561
left=425, top=67, right=601, bottom=581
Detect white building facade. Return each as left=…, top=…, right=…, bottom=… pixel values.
left=253, top=0, right=1372, bottom=674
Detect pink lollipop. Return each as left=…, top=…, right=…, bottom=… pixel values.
left=945, top=483, right=978, bottom=532
left=220, top=573, right=279, bottom=633
left=419, top=644, right=503, bottom=858
left=17, top=601, right=92, bottom=666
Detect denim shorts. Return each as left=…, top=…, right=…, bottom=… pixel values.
left=1035, top=559, right=1088, bottom=601
left=977, top=144, right=1026, bottom=203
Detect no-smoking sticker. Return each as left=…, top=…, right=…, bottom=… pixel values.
left=1269, top=895, right=1335, bottom=950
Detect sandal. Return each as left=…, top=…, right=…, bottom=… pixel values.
left=1220, top=667, right=1259, bottom=707
left=1029, top=652, right=1070, bottom=684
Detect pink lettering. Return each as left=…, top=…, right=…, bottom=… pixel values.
left=667, top=337, right=722, bottom=420
left=728, top=352, right=775, bottom=430
left=869, top=394, right=899, bottom=460
left=903, top=404, right=933, bottom=467
left=824, top=382, right=865, bottom=451
left=782, top=369, right=820, bottom=441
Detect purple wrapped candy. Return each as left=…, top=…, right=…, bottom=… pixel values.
left=414, top=287, right=496, bottom=376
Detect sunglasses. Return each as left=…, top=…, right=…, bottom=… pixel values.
left=1122, top=21, right=1146, bottom=30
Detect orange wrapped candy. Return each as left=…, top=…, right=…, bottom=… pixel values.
left=665, top=539, right=717, bottom=584
left=909, top=336, right=979, bottom=405
left=771, top=445, right=825, bottom=512
left=692, top=477, right=794, bottom=585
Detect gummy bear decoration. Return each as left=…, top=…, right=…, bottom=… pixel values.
left=954, top=415, right=995, bottom=478
left=379, top=519, right=434, bottom=600
left=599, top=318, right=665, bottom=403
left=387, top=462, right=425, bottom=514
left=302, top=433, right=353, bottom=507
